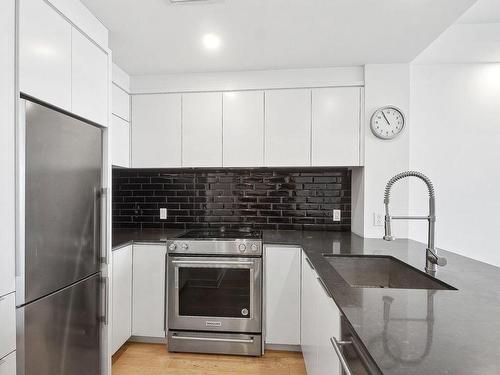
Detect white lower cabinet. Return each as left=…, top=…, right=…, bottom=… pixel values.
left=112, top=245, right=133, bottom=354
left=264, top=246, right=301, bottom=345
left=0, top=351, right=16, bottom=375
left=132, top=244, right=167, bottom=338
left=301, top=251, right=341, bottom=375
left=0, top=293, right=15, bottom=361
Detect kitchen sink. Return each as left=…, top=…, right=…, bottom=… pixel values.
left=324, top=255, right=456, bottom=290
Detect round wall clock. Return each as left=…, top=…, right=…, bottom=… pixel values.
left=370, top=106, right=405, bottom=140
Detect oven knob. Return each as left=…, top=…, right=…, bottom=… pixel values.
left=251, top=243, right=259, bottom=252
left=238, top=244, right=247, bottom=253
left=168, top=243, right=177, bottom=251
left=181, top=243, right=189, bottom=250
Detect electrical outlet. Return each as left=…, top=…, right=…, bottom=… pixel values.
left=333, top=209, right=341, bottom=222
left=160, top=208, right=167, bottom=220
left=373, top=212, right=384, bottom=226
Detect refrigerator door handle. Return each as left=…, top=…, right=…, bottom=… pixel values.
left=101, top=276, right=109, bottom=325
left=100, top=187, right=109, bottom=265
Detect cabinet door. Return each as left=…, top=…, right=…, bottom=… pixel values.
left=112, top=245, right=133, bottom=354
left=316, top=279, right=341, bottom=375
left=111, top=115, right=130, bottom=167
left=312, top=88, right=361, bottom=166
left=112, top=84, right=130, bottom=121
left=131, top=94, right=182, bottom=168
left=19, top=0, right=72, bottom=110
left=0, top=0, right=15, bottom=298
left=182, top=92, right=223, bottom=167
left=132, top=244, right=166, bottom=338
left=0, top=293, right=16, bottom=360
left=301, top=252, right=318, bottom=375
left=264, top=246, right=301, bottom=345
left=223, top=91, right=264, bottom=167
left=71, top=29, right=109, bottom=126
left=265, top=89, right=311, bottom=167
left=0, top=351, right=16, bottom=375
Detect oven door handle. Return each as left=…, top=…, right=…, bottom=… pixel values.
left=171, top=260, right=255, bottom=266
left=171, top=335, right=254, bottom=344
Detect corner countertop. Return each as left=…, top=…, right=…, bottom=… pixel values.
left=112, top=228, right=500, bottom=375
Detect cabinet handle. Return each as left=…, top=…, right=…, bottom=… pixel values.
left=316, top=277, right=332, bottom=299
left=330, top=337, right=354, bottom=375
left=305, top=257, right=315, bottom=270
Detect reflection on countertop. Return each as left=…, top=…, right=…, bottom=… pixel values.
left=112, top=228, right=500, bottom=375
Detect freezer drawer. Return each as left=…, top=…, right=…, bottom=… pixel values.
left=0, top=293, right=15, bottom=360
left=16, top=273, right=101, bottom=375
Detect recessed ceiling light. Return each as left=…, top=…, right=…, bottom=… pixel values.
left=202, top=33, right=222, bottom=51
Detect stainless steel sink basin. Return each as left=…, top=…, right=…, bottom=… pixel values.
left=324, top=255, right=456, bottom=290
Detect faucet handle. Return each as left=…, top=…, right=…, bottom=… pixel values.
left=436, top=256, right=447, bottom=267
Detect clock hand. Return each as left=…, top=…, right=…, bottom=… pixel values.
left=381, top=111, right=390, bottom=125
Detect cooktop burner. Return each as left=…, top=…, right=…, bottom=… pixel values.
left=178, top=229, right=262, bottom=240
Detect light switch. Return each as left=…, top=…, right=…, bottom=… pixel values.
left=160, top=208, right=167, bottom=220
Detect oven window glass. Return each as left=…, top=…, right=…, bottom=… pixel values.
left=178, top=267, right=251, bottom=318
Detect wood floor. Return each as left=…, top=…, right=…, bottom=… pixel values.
left=112, top=342, right=307, bottom=375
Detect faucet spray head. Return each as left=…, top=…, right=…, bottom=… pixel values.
left=383, top=213, right=395, bottom=241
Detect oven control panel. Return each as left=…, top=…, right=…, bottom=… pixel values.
left=166, top=239, right=262, bottom=256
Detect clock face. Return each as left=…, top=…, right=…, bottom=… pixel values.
left=370, top=107, right=405, bottom=140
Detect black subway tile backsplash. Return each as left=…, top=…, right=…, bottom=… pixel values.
left=112, top=167, right=352, bottom=231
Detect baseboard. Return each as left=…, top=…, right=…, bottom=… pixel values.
left=129, top=335, right=168, bottom=344
left=265, top=344, right=302, bottom=352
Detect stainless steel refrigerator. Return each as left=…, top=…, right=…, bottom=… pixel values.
left=16, top=98, right=106, bottom=375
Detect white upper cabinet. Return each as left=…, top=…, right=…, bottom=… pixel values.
left=19, top=0, right=72, bottom=111
left=112, top=84, right=130, bottom=121
left=182, top=92, right=223, bottom=167
left=111, top=115, right=130, bottom=167
left=131, top=94, right=182, bottom=168
left=265, top=89, right=311, bottom=167
left=312, top=87, right=361, bottom=166
left=223, top=91, right=264, bottom=167
left=71, top=30, right=109, bottom=126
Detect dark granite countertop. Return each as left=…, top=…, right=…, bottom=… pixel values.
left=112, top=228, right=500, bottom=375
left=112, top=229, right=185, bottom=250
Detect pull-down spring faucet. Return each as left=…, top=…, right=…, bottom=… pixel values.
left=383, top=171, right=447, bottom=275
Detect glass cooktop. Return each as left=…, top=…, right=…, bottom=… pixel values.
left=178, top=228, right=262, bottom=240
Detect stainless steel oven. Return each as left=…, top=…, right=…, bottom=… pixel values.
left=166, top=229, right=263, bottom=356
left=167, top=255, right=262, bottom=333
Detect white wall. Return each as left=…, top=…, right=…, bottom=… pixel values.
left=409, top=63, right=500, bottom=266
left=352, top=64, right=411, bottom=238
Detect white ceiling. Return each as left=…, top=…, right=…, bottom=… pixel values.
left=457, top=0, right=500, bottom=23
left=414, top=0, right=500, bottom=64
left=81, top=0, right=477, bottom=75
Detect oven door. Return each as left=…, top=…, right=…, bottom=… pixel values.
left=168, top=256, right=262, bottom=333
